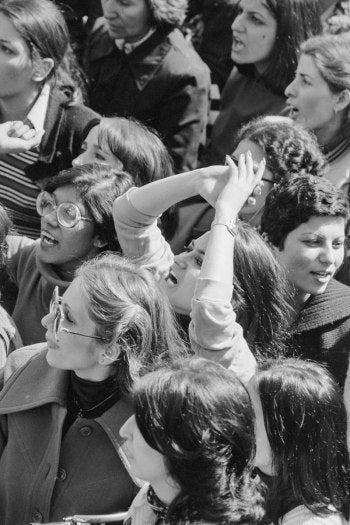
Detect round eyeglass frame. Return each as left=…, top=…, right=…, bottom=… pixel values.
left=37, top=191, right=95, bottom=229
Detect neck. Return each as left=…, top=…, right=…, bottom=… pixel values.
left=151, top=479, right=180, bottom=507
left=314, top=114, right=344, bottom=148
left=292, top=289, right=310, bottom=316
left=0, top=85, right=42, bottom=123
left=74, top=366, right=114, bottom=382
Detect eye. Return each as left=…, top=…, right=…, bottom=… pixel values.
left=303, top=239, right=319, bottom=247
left=300, top=76, right=311, bottom=86
left=333, top=240, right=345, bottom=249
left=249, top=13, right=263, bottom=24
left=194, top=255, right=203, bottom=267
left=62, top=307, right=73, bottom=324
left=0, top=44, right=14, bottom=55
left=95, top=151, right=107, bottom=162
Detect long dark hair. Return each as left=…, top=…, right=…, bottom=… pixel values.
left=134, top=358, right=265, bottom=524
left=255, top=358, right=350, bottom=521
left=237, top=0, right=321, bottom=94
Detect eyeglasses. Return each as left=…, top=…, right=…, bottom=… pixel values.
left=230, top=155, right=274, bottom=184
left=37, top=191, right=94, bottom=228
left=50, top=287, right=106, bottom=343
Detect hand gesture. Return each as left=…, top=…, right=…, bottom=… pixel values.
left=215, top=152, right=265, bottom=219
left=0, top=121, right=44, bottom=155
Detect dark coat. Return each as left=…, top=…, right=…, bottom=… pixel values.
left=291, top=279, right=350, bottom=388
left=26, top=86, right=100, bottom=183
left=85, top=22, right=210, bottom=172
left=0, top=348, right=137, bottom=525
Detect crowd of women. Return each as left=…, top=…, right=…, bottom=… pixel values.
left=0, top=0, right=350, bottom=524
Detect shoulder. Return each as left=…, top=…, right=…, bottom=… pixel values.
left=3, top=343, right=47, bottom=383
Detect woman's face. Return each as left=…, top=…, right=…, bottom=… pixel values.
left=231, top=0, right=277, bottom=73
left=163, top=232, right=209, bottom=315
left=285, top=54, right=341, bottom=134
left=0, top=13, right=38, bottom=98
left=120, top=415, right=170, bottom=484
left=37, top=184, right=101, bottom=275
left=273, top=215, right=345, bottom=302
left=247, top=380, right=274, bottom=476
left=232, top=139, right=274, bottom=218
left=43, top=277, right=110, bottom=381
left=101, top=0, right=151, bottom=43
left=72, top=126, right=123, bottom=169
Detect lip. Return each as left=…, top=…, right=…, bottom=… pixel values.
left=310, top=270, right=333, bottom=283
left=40, top=228, right=58, bottom=247
left=231, top=33, right=244, bottom=52
left=164, top=268, right=178, bottom=288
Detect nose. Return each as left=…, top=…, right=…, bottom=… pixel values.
left=41, top=309, right=54, bottom=329
left=319, top=244, right=336, bottom=265
left=42, top=208, right=58, bottom=227
left=72, top=154, right=83, bottom=167
left=102, top=0, right=119, bottom=18
left=231, top=13, right=245, bottom=32
left=120, top=415, right=135, bottom=440
left=173, top=251, right=189, bottom=268
left=285, top=77, right=297, bottom=98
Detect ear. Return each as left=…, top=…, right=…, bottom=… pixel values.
left=98, top=344, right=121, bottom=366
left=334, top=89, right=350, bottom=113
left=93, top=234, right=108, bottom=249
left=32, top=58, right=54, bottom=83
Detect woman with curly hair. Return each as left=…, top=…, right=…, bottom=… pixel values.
left=121, top=358, right=265, bottom=525
left=261, top=174, right=350, bottom=387
left=285, top=33, right=350, bottom=193
left=249, top=358, right=350, bottom=524
left=85, top=0, right=210, bottom=173
left=204, top=0, right=322, bottom=165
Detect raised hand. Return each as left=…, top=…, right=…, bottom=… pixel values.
left=0, top=121, right=44, bottom=155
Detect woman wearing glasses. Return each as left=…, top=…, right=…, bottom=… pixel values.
left=4, top=163, right=132, bottom=346
left=0, top=252, right=185, bottom=524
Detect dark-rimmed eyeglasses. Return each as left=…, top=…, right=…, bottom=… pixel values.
left=230, top=155, right=274, bottom=184
left=50, top=287, right=106, bottom=343
left=37, top=191, right=94, bottom=229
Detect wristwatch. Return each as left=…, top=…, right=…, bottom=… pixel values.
left=211, top=217, right=239, bottom=237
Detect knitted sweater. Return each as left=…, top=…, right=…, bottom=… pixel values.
left=291, top=279, right=350, bottom=388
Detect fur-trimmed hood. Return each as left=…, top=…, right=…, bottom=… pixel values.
left=147, top=0, right=187, bottom=27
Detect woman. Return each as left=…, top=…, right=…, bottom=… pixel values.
left=121, top=358, right=265, bottom=525
left=0, top=252, right=186, bottom=524
left=171, top=116, right=327, bottom=252
left=0, top=0, right=99, bottom=238
left=85, top=0, right=210, bottom=173
left=4, top=163, right=132, bottom=346
left=285, top=33, right=350, bottom=193
left=204, top=0, right=321, bottom=165
left=249, top=358, right=350, bottom=524
left=261, top=174, right=350, bottom=387
left=114, top=153, right=291, bottom=382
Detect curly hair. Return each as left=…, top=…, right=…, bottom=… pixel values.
left=133, top=358, right=265, bottom=524
left=261, top=174, right=349, bottom=248
left=235, top=117, right=327, bottom=184
left=255, top=358, right=350, bottom=521
left=147, top=0, right=187, bottom=27
left=77, top=253, right=188, bottom=394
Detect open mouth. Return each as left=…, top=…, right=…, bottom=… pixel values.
left=286, top=102, right=299, bottom=118
left=232, top=34, right=244, bottom=51
left=165, top=269, right=178, bottom=288
left=311, top=270, right=332, bottom=282
left=41, top=229, right=58, bottom=246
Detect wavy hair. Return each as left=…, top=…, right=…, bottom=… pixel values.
left=45, top=164, right=133, bottom=252
left=235, top=117, right=327, bottom=184
left=77, top=253, right=188, bottom=394
left=134, top=358, right=265, bottom=524
left=255, top=358, right=350, bottom=521
left=261, top=174, right=349, bottom=248
left=147, top=0, right=187, bottom=27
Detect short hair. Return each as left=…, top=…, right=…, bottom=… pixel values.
left=261, top=174, right=349, bottom=248
left=300, top=33, right=350, bottom=145
left=238, top=0, right=321, bottom=95
left=133, top=358, right=265, bottom=524
left=255, top=358, right=350, bottom=520
left=45, top=164, right=133, bottom=252
left=77, top=253, right=187, bottom=394
left=235, top=117, right=326, bottom=184
left=98, top=117, right=174, bottom=185
left=146, top=0, right=187, bottom=27
left=0, top=0, right=69, bottom=77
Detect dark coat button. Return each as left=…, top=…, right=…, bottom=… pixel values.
left=79, top=425, right=92, bottom=437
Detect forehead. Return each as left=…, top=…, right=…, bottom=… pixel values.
left=239, top=0, right=273, bottom=15
left=84, top=126, right=99, bottom=149
left=298, top=54, right=326, bottom=83
left=62, top=277, right=91, bottom=318
left=52, top=184, right=88, bottom=213
left=0, top=12, right=28, bottom=45
left=290, top=215, right=345, bottom=237
left=193, top=232, right=210, bottom=252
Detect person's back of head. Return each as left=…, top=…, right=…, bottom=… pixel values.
left=254, top=358, right=350, bottom=520
left=133, top=357, right=265, bottom=524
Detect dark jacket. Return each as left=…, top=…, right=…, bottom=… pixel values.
left=0, top=348, right=137, bottom=525
left=26, top=86, right=100, bottom=183
left=291, top=279, right=350, bottom=388
left=85, top=22, right=210, bottom=172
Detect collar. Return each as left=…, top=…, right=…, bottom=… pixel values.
left=292, top=279, right=350, bottom=333
left=114, top=27, right=157, bottom=54
left=26, top=83, right=50, bottom=133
